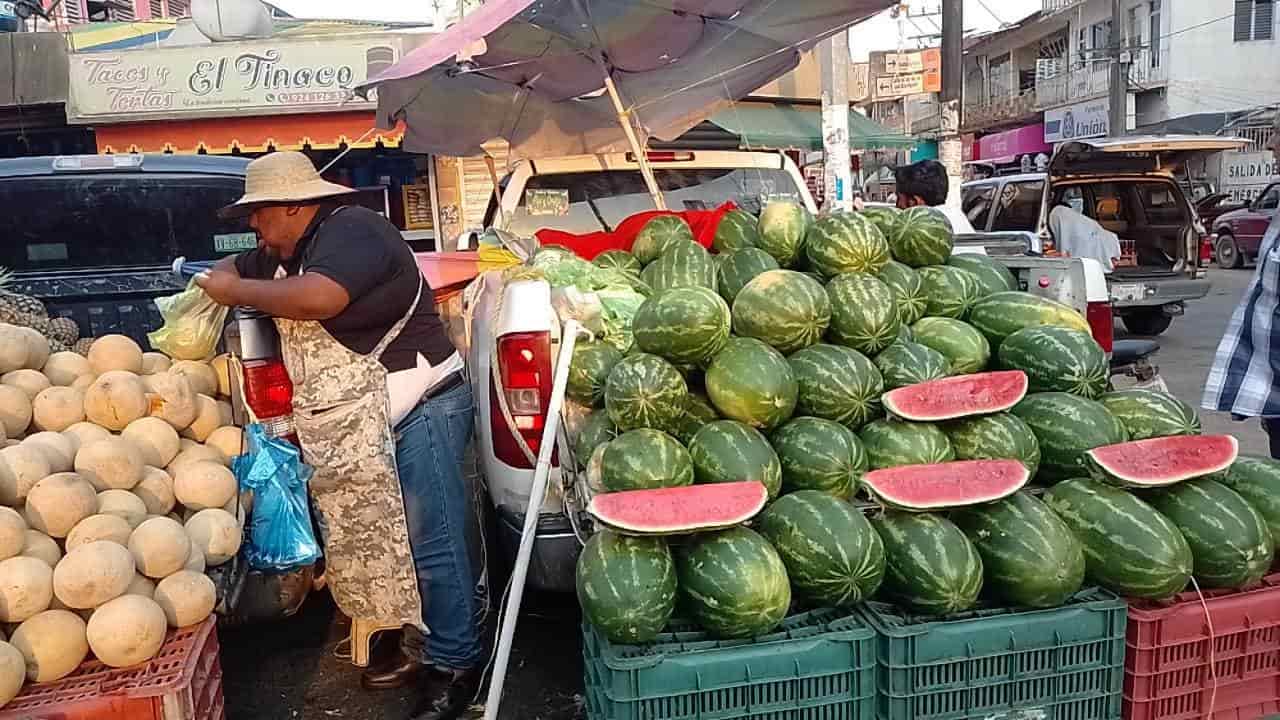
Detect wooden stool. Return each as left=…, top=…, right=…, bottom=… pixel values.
left=349, top=618, right=403, bottom=667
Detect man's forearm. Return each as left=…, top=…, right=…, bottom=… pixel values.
left=233, top=277, right=339, bottom=320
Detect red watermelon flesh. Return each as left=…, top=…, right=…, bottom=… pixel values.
left=588, top=481, right=769, bottom=535
left=883, top=371, right=1028, bottom=422
left=862, top=459, right=1029, bottom=510
left=1087, top=435, right=1239, bottom=488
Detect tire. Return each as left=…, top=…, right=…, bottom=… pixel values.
left=1217, top=233, right=1243, bottom=269
left=1122, top=309, right=1173, bottom=337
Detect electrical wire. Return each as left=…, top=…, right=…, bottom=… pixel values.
left=973, top=0, right=1006, bottom=28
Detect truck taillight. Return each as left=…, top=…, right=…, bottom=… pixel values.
left=1200, top=233, right=1213, bottom=264
left=490, top=331, right=556, bottom=469
left=1086, top=301, right=1114, bottom=354
left=241, top=359, right=295, bottom=439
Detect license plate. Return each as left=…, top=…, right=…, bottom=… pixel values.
left=214, top=232, right=258, bottom=253
left=1111, top=283, right=1145, bottom=302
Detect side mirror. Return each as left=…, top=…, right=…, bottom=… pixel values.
left=452, top=229, right=482, bottom=252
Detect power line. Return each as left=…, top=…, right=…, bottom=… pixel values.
left=973, top=0, right=1005, bottom=27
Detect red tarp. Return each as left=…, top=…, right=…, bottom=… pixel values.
left=534, top=203, right=736, bottom=260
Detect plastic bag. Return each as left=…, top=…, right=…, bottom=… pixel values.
left=233, top=424, right=322, bottom=572
left=147, top=279, right=229, bottom=361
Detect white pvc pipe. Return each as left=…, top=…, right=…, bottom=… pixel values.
left=483, top=319, right=583, bottom=720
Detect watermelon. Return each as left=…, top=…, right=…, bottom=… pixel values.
left=916, top=266, right=981, bottom=319
left=642, top=239, right=717, bottom=292
left=675, top=526, right=792, bottom=638
left=600, top=429, right=694, bottom=492
left=771, top=417, right=867, bottom=498
left=688, top=420, right=783, bottom=500
left=827, top=272, right=901, bottom=356
left=732, top=270, right=831, bottom=354
left=805, top=212, right=891, bottom=278
left=705, top=337, right=798, bottom=430
left=1086, top=435, right=1239, bottom=488
left=882, top=370, right=1029, bottom=422
left=967, top=292, right=1092, bottom=348
left=593, top=249, right=643, bottom=275
left=897, top=324, right=914, bottom=343
left=587, top=481, right=769, bottom=535
left=717, top=248, right=780, bottom=304
left=862, top=459, right=1029, bottom=510
left=859, top=419, right=955, bottom=469
left=788, top=344, right=884, bottom=429
left=951, top=492, right=1086, bottom=608
left=944, top=413, right=1041, bottom=477
left=874, top=341, right=951, bottom=391
left=1146, top=478, right=1274, bottom=589
left=576, top=530, right=677, bottom=643
left=714, top=208, right=761, bottom=253
left=1099, top=389, right=1202, bottom=440
left=671, top=392, right=719, bottom=445
left=877, top=260, right=928, bottom=325
left=756, top=490, right=885, bottom=607
left=567, top=341, right=625, bottom=407
left=911, top=317, right=991, bottom=375
left=604, top=353, right=688, bottom=433
left=872, top=511, right=983, bottom=615
left=998, top=327, right=1108, bottom=399
left=633, top=286, right=731, bottom=367
left=947, top=254, right=1018, bottom=297
left=887, top=206, right=954, bottom=267
left=757, top=201, right=810, bottom=267
left=861, top=205, right=899, bottom=239
left=1012, top=393, right=1127, bottom=481
left=1043, top=477, right=1191, bottom=598
left=1221, top=456, right=1280, bottom=550
left=633, top=215, right=694, bottom=265
left=573, top=409, right=618, bottom=469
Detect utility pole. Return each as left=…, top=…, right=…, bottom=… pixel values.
left=819, top=30, right=853, bottom=213
left=939, top=0, right=963, bottom=212
left=1108, top=0, right=1129, bottom=136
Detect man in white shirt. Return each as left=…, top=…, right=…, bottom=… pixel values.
left=892, top=160, right=976, bottom=234
left=1047, top=202, right=1123, bottom=273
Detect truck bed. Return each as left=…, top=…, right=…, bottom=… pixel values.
left=7, top=269, right=182, bottom=349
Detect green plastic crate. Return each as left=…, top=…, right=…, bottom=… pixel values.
left=583, top=608, right=876, bottom=720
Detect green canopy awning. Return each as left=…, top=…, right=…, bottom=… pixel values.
left=709, top=103, right=916, bottom=151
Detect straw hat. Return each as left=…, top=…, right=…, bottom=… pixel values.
left=219, top=151, right=356, bottom=218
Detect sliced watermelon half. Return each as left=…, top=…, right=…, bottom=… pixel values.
left=588, top=481, right=769, bottom=535
left=882, top=370, right=1028, bottom=422
left=862, top=459, right=1029, bottom=511
left=1087, top=434, right=1239, bottom=488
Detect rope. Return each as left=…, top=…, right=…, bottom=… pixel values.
left=1188, top=577, right=1218, bottom=716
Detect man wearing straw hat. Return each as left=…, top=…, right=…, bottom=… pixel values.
left=197, top=151, right=483, bottom=720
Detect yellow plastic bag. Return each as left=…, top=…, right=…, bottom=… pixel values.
left=147, top=279, right=229, bottom=361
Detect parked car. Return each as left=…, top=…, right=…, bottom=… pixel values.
left=1211, top=182, right=1279, bottom=268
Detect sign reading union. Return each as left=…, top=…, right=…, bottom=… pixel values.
left=68, top=36, right=405, bottom=123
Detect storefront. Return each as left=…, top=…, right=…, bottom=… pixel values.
left=969, top=123, right=1052, bottom=178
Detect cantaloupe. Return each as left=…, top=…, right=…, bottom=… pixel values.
left=0, top=509, right=23, bottom=563
left=173, top=461, right=236, bottom=511
left=84, top=371, right=148, bottom=431
left=66, top=514, right=132, bottom=550
left=121, top=417, right=180, bottom=469
left=210, top=354, right=233, bottom=398
left=0, top=556, right=53, bottom=622
left=42, top=352, right=91, bottom=387
left=144, top=371, right=198, bottom=431
left=87, top=335, right=143, bottom=375
left=181, top=394, right=222, bottom=442
left=96, top=490, right=148, bottom=529
left=1, top=369, right=50, bottom=401
left=0, top=387, right=31, bottom=440
left=126, top=573, right=156, bottom=598
left=25, top=473, right=98, bottom=538
left=21, top=432, right=74, bottom=473
left=10, top=609, right=88, bottom=682
left=71, top=374, right=96, bottom=392
left=178, top=438, right=198, bottom=453
left=63, top=421, right=110, bottom=450
left=133, top=467, right=176, bottom=516
left=0, top=327, right=28, bottom=376
left=52, top=540, right=135, bottom=609
left=32, top=386, right=85, bottom=433
left=0, top=445, right=50, bottom=506
left=183, top=544, right=206, bottom=573
left=217, top=400, right=233, bottom=427
left=18, top=328, right=50, bottom=372
left=184, top=509, right=241, bottom=566
left=21, top=530, right=60, bottom=568
left=153, top=570, right=215, bottom=628
left=86, top=594, right=167, bottom=668
left=170, top=361, right=218, bottom=398
left=140, top=352, right=172, bottom=376
left=128, top=517, right=190, bottom=579
left=167, top=444, right=227, bottom=475
left=74, top=437, right=144, bottom=491
left=0, top=640, right=25, bottom=707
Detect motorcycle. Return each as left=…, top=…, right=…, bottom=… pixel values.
left=1110, top=338, right=1169, bottom=393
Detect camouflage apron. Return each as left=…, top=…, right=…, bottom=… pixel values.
left=273, top=209, right=425, bottom=628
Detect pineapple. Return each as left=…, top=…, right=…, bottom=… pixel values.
left=10, top=312, right=52, bottom=336
left=48, top=317, right=79, bottom=345
left=73, top=338, right=94, bottom=356
left=49, top=339, right=69, bottom=354
left=0, top=291, right=46, bottom=319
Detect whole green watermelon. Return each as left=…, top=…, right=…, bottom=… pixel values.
left=999, top=326, right=1108, bottom=399
left=714, top=208, right=761, bottom=253
left=967, top=292, right=1092, bottom=348
left=604, top=353, right=688, bottom=433
left=757, top=491, right=885, bottom=607
left=676, top=526, right=791, bottom=638
left=859, top=418, right=955, bottom=469
left=1099, top=389, right=1202, bottom=440
left=567, top=341, right=625, bottom=407
left=805, top=212, right=891, bottom=278
left=877, top=260, right=929, bottom=325
left=732, top=270, right=831, bottom=354
left=917, top=265, right=981, bottom=319
left=633, top=286, right=731, bottom=367
left=827, top=272, right=901, bottom=356
left=1147, top=479, right=1274, bottom=589
left=757, top=201, right=810, bottom=267
left=717, top=248, right=780, bottom=304
left=911, top=317, right=991, bottom=375
left=671, top=392, right=720, bottom=446
left=1222, top=456, right=1280, bottom=551
left=888, top=206, right=954, bottom=267
left=688, top=420, right=782, bottom=499
left=874, top=341, right=951, bottom=390
left=573, top=409, right=618, bottom=469
left=633, top=215, right=694, bottom=265
left=1012, top=393, right=1127, bottom=481
left=947, top=254, right=1018, bottom=297
left=593, top=249, right=643, bottom=275
left=576, top=530, right=676, bottom=643
left=600, top=429, right=694, bottom=492
left=944, top=412, right=1041, bottom=476
left=873, top=511, right=983, bottom=615
left=861, top=206, right=900, bottom=239
left=771, top=416, right=867, bottom=498
left=641, top=239, right=717, bottom=292
left=787, top=343, right=884, bottom=429
left=705, top=337, right=798, bottom=430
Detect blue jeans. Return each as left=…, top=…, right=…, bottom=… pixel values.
left=394, top=379, right=483, bottom=670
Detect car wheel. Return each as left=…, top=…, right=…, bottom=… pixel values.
left=1217, top=233, right=1243, bottom=269
left=1122, top=310, right=1173, bottom=337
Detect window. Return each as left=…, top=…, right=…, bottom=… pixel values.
left=1091, top=21, right=1114, bottom=70
left=1127, top=7, right=1139, bottom=44
left=962, top=183, right=997, bottom=231
left=1076, top=28, right=1088, bottom=68
left=1135, top=183, right=1186, bottom=224
left=990, top=180, right=1045, bottom=232
left=1236, top=0, right=1274, bottom=41
left=1258, top=185, right=1280, bottom=210
left=988, top=54, right=1012, bottom=100
left=1150, top=1, right=1162, bottom=66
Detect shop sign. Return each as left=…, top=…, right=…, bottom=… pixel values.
left=872, top=48, right=941, bottom=99
left=1044, top=100, right=1109, bottom=143
left=1220, top=151, right=1280, bottom=203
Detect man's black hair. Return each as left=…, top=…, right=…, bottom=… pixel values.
left=893, top=160, right=949, bottom=206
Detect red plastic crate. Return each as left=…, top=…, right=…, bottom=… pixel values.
left=1124, top=673, right=1280, bottom=720
left=0, top=616, right=225, bottom=720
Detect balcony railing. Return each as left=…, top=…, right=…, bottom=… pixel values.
left=1034, top=48, right=1168, bottom=110
left=1042, top=0, right=1085, bottom=14
left=962, top=87, right=1040, bottom=131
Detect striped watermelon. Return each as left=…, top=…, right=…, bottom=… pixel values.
left=593, top=249, right=643, bottom=275
left=788, top=344, right=884, bottom=429
left=944, top=413, right=1041, bottom=477
left=600, top=429, right=694, bottom=492
left=633, top=215, right=694, bottom=265
left=874, top=341, right=951, bottom=391
left=1147, top=479, right=1274, bottom=589
left=1087, top=435, right=1238, bottom=488
left=641, top=239, right=717, bottom=292
left=676, top=526, right=791, bottom=638
left=947, top=254, right=1018, bottom=297
left=588, top=482, right=770, bottom=535
left=951, top=491, right=1086, bottom=608
left=567, top=341, right=625, bottom=407
left=633, top=287, right=731, bottom=367
left=732, top=270, right=831, bottom=354
left=756, top=490, right=885, bottom=607
left=1042, top=477, right=1191, bottom=599
left=862, top=459, right=1029, bottom=511
left=717, top=248, right=780, bottom=304
left=757, top=201, right=810, bottom=267
left=1222, top=456, right=1280, bottom=551
left=968, top=292, right=1092, bottom=348
left=604, top=353, right=689, bottom=433
left=771, top=416, right=867, bottom=498
left=671, top=392, right=720, bottom=446
left=827, top=272, right=901, bottom=356
left=576, top=530, right=676, bottom=643
left=873, top=511, right=983, bottom=615
left=898, top=323, right=915, bottom=343
left=882, top=371, right=1029, bottom=422
left=859, top=419, right=955, bottom=469
left=861, top=206, right=900, bottom=239
left=805, top=212, right=892, bottom=278
left=705, top=337, right=798, bottom=430
left=917, top=266, right=981, bottom=319
left=911, top=317, right=991, bottom=375
left=1099, top=389, right=1202, bottom=440
left=877, top=261, right=928, bottom=325
left=998, top=327, right=1109, bottom=399
left=688, top=420, right=783, bottom=500
left=714, top=208, right=761, bottom=253
left=573, top=409, right=618, bottom=469
left=887, top=206, right=954, bottom=267
left=1012, top=393, right=1127, bottom=481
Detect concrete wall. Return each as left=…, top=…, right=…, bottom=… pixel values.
left=0, top=33, right=69, bottom=107
left=1164, top=0, right=1280, bottom=120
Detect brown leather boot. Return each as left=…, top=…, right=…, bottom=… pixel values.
left=361, top=648, right=428, bottom=691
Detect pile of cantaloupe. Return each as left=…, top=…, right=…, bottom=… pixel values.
left=0, top=326, right=246, bottom=706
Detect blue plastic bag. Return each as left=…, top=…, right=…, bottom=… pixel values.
left=233, top=424, right=322, bottom=572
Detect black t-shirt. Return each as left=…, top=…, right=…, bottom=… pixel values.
left=234, top=204, right=454, bottom=372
